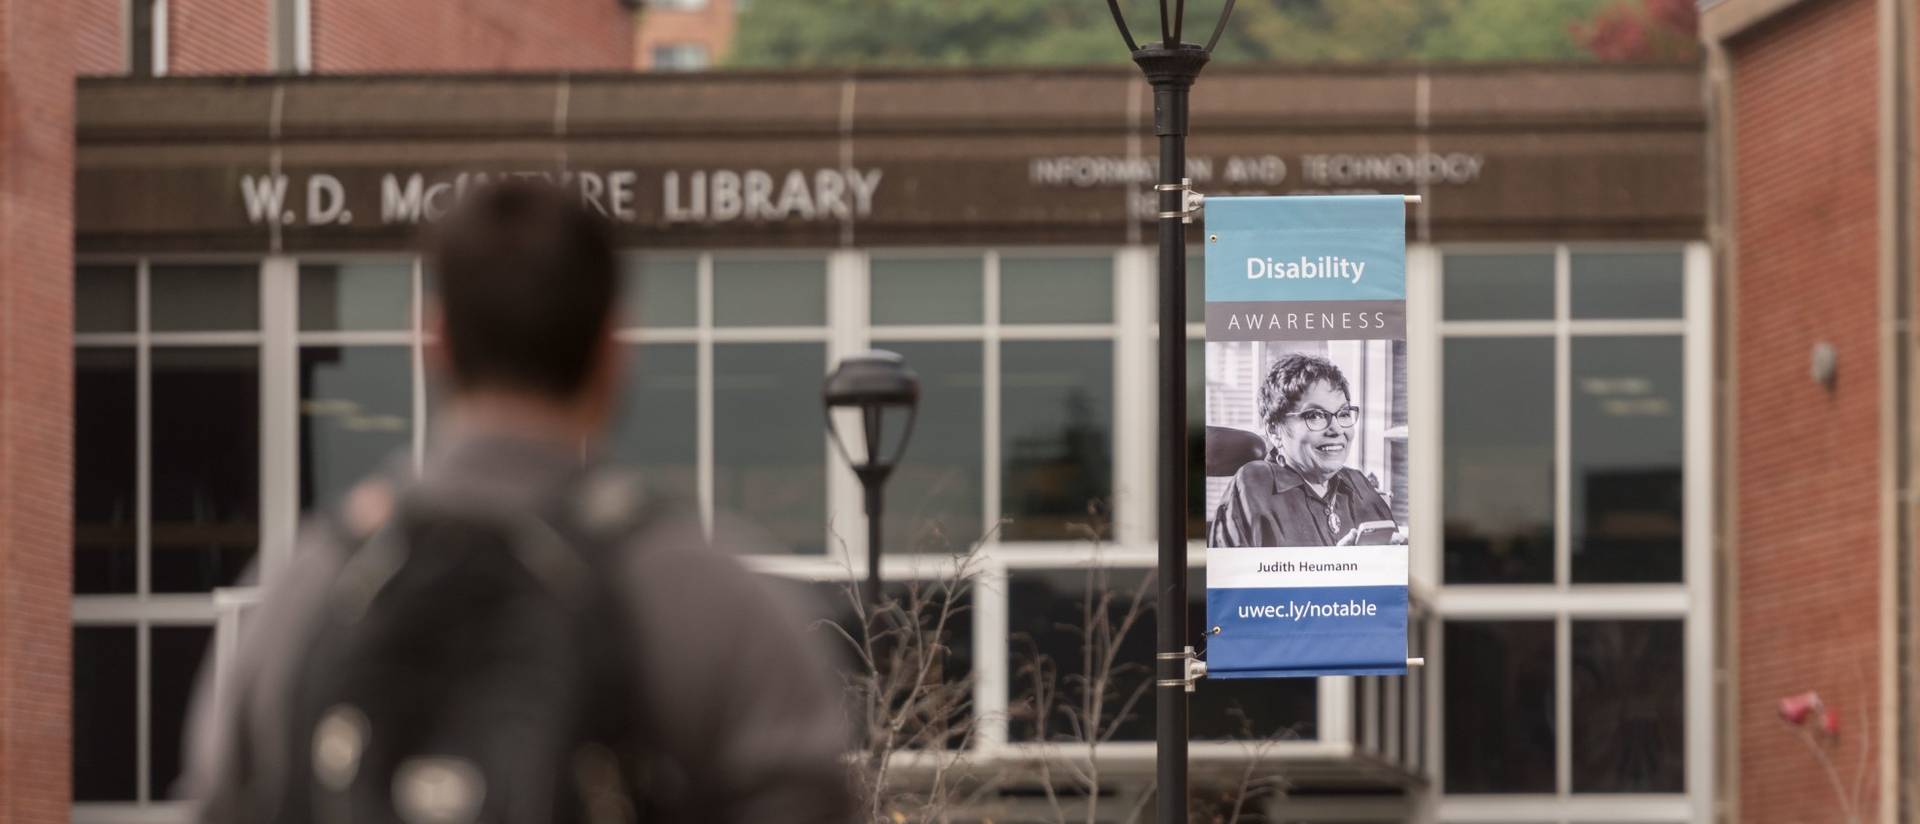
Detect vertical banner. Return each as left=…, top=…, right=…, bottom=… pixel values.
left=1203, top=195, right=1409, bottom=678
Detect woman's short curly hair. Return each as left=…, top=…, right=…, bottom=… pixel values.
left=1259, top=352, right=1351, bottom=427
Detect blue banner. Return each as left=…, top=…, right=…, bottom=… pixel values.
left=1203, top=195, right=1409, bottom=679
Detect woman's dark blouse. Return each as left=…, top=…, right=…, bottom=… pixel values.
left=1209, top=458, right=1395, bottom=548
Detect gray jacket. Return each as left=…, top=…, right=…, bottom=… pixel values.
left=181, top=433, right=855, bottom=823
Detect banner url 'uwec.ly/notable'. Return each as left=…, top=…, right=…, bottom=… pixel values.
left=1237, top=600, right=1381, bottom=620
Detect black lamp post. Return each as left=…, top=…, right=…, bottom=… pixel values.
left=824, top=350, right=921, bottom=610
left=1104, top=3, right=1236, bottom=823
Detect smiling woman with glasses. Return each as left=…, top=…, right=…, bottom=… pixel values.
left=1209, top=352, right=1404, bottom=549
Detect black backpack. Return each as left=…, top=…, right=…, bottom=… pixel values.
left=274, top=468, right=668, bottom=824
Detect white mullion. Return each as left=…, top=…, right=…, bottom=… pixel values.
left=75, top=595, right=222, bottom=624
left=136, top=622, right=151, bottom=803
left=973, top=559, right=1010, bottom=752
left=1434, top=585, right=1689, bottom=617
left=696, top=254, right=715, bottom=538
left=1554, top=246, right=1571, bottom=589
left=1682, top=241, right=1715, bottom=822
left=293, top=331, right=413, bottom=347
left=826, top=249, right=868, bottom=573
left=1112, top=246, right=1153, bottom=550
left=1563, top=319, right=1689, bottom=336
left=142, top=333, right=264, bottom=347
left=1409, top=245, right=1442, bottom=590
left=612, top=328, right=701, bottom=344
left=1555, top=614, right=1572, bottom=798
left=412, top=257, right=426, bottom=469
left=1319, top=676, right=1354, bottom=751
left=866, top=325, right=988, bottom=342
left=151, top=0, right=168, bottom=77
left=994, top=325, right=1117, bottom=341
left=137, top=260, right=152, bottom=599
left=1437, top=320, right=1557, bottom=337
left=992, top=544, right=1158, bottom=568
left=704, top=327, right=833, bottom=343
left=259, top=257, right=299, bottom=577
left=76, top=334, right=141, bottom=347
left=983, top=251, right=1003, bottom=542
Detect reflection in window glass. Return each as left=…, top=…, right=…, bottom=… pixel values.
left=1001, top=341, right=1112, bottom=540
left=872, top=258, right=983, bottom=325
left=151, top=347, right=259, bottom=592
left=1443, top=337, right=1553, bottom=584
left=299, top=262, right=412, bottom=331
left=1573, top=620, right=1685, bottom=793
left=873, top=342, right=983, bottom=552
left=1572, top=251, right=1683, bottom=319
left=75, top=348, right=138, bottom=594
left=1572, top=337, right=1684, bottom=583
left=76, top=265, right=138, bottom=333
left=73, top=626, right=137, bottom=801
left=1444, top=621, right=1555, bottom=793
left=151, top=264, right=259, bottom=332
left=1007, top=567, right=1316, bottom=743
left=1000, top=257, right=1113, bottom=324
left=150, top=626, right=213, bottom=799
left=610, top=344, right=699, bottom=501
left=713, top=258, right=826, bottom=326
left=714, top=343, right=825, bottom=553
left=789, top=577, right=975, bottom=750
left=1443, top=254, right=1554, bottom=321
left=1008, top=567, right=1156, bottom=742
left=299, top=347, right=413, bottom=511
left=623, top=257, right=697, bottom=328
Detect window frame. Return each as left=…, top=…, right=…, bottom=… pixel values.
left=1418, top=242, right=1713, bottom=824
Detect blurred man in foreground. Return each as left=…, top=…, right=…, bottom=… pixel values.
left=182, top=181, right=854, bottom=824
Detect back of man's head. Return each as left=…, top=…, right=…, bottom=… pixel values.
left=426, top=181, right=619, bottom=400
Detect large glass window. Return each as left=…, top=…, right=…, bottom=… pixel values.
left=1435, top=247, right=1699, bottom=814
left=72, top=626, right=137, bottom=801
left=874, top=341, right=984, bottom=553
left=714, top=343, right=827, bottom=553
left=75, top=347, right=138, bottom=594
left=610, top=343, right=699, bottom=501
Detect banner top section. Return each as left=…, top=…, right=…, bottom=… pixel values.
left=1206, top=195, right=1406, bottom=304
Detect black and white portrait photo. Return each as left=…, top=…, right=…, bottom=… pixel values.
left=1204, top=340, right=1408, bottom=549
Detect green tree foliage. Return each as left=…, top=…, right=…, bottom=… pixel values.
left=727, top=0, right=1656, bottom=69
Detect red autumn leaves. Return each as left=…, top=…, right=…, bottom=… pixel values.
left=1778, top=691, right=1842, bottom=738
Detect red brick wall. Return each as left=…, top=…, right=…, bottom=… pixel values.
left=0, top=0, right=78, bottom=820
left=73, top=0, right=123, bottom=75
left=169, top=0, right=270, bottom=73
left=1730, top=0, right=1885, bottom=820
left=312, top=0, right=634, bottom=72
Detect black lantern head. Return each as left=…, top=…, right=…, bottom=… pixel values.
left=1106, top=0, right=1236, bottom=55
left=824, top=350, right=921, bottom=481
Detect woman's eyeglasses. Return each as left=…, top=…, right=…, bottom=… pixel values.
left=1285, top=406, right=1359, bottom=431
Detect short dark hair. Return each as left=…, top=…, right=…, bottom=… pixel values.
left=425, top=181, right=619, bottom=399
left=1258, top=352, right=1351, bottom=427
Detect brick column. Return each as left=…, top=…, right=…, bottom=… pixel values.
left=0, top=0, right=77, bottom=820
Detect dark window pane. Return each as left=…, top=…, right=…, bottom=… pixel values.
left=1444, top=254, right=1553, bottom=321
left=1573, top=620, right=1684, bottom=793
left=784, top=577, right=974, bottom=750
left=1444, top=621, right=1556, bottom=793
left=151, top=264, right=259, bottom=332
left=1000, top=257, right=1112, bottom=324
left=152, top=347, right=259, bottom=591
left=73, top=626, right=137, bottom=801
left=1444, top=338, right=1553, bottom=584
left=75, top=348, right=138, bottom=594
left=129, top=0, right=155, bottom=76
left=714, top=343, right=825, bottom=553
left=622, top=257, right=697, bottom=328
left=1572, top=337, right=1685, bottom=583
left=871, top=258, right=983, bottom=325
left=299, top=347, right=413, bottom=512
left=875, top=342, right=983, bottom=553
left=713, top=258, right=825, bottom=326
left=76, top=265, right=137, bottom=333
left=1008, top=567, right=1156, bottom=742
left=299, top=262, right=412, bottom=331
left=151, top=626, right=214, bottom=799
left=1571, top=252, right=1683, bottom=319
left=1001, top=341, right=1113, bottom=540
left=610, top=344, right=698, bottom=501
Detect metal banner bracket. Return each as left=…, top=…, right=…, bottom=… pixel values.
left=1155, top=178, right=1206, bottom=223
left=1156, top=646, right=1207, bottom=692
